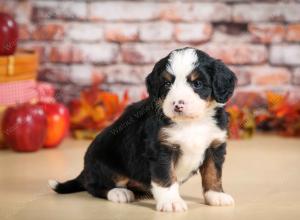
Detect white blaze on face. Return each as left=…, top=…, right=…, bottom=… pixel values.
left=162, top=48, right=208, bottom=120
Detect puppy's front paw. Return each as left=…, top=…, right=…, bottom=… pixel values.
left=156, top=198, right=188, bottom=212
left=107, top=188, right=135, bottom=203
left=204, top=190, right=234, bottom=206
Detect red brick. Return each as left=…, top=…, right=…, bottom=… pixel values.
left=76, top=43, right=119, bottom=64
left=68, top=23, right=103, bottom=42
left=32, top=24, right=64, bottom=41
left=49, top=45, right=81, bottom=64
left=0, top=0, right=31, bottom=24
left=18, top=24, right=31, bottom=41
left=89, top=2, right=158, bottom=21
left=15, top=0, right=32, bottom=24
left=282, top=3, right=300, bottom=22
left=32, top=1, right=87, bottom=21
left=49, top=46, right=72, bottom=63
left=250, top=66, right=291, bottom=86
left=288, top=88, right=300, bottom=102
left=121, top=43, right=176, bottom=64
left=175, top=23, right=212, bottom=44
left=159, top=2, right=231, bottom=22
left=94, top=65, right=153, bottom=84
left=286, top=24, right=300, bottom=42
left=233, top=3, right=300, bottom=22
left=69, top=65, right=98, bottom=86
left=0, top=1, right=17, bottom=14
left=292, top=68, right=300, bottom=85
left=105, top=24, right=139, bottom=43
left=248, top=23, right=285, bottom=43
left=233, top=4, right=282, bottom=22
left=38, top=64, right=70, bottom=83
left=211, top=30, right=251, bottom=43
left=228, top=66, right=251, bottom=86
left=200, top=44, right=267, bottom=65
left=55, top=84, right=83, bottom=104
left=140, top=22, right=173, bottom=42
left=270, top=45, right=300, bottom=66
left=49, top=43, right=119, bottom=64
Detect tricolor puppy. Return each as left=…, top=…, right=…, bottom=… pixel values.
left=49, top=47, right=236, bottom=212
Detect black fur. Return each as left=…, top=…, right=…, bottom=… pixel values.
left=53, top=172, right=84, bottom=194
left=204, top=143, right=227, bottom=175
left=211, top=60, right=237, bottom=103
left=51, top=48, right=236, bottom=202
left=213, top=107, right=230, bottom=130
left=146, top=55, right=170, bottom=99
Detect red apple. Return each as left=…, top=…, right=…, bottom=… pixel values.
left=2, top=104, right=47, bottom=152
left=0, top=13, right=18, bottom=55
left=38, top=102, right=70, bottom=148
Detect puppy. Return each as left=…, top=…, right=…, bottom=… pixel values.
left=49, top=47, right=236, bottom=212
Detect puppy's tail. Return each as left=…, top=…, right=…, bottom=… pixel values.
left=48, top=172, right=85, bottom=194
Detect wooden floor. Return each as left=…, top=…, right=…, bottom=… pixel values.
left=0, top=135, right=300, bottom=220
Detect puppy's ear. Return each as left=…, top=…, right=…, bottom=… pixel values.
left=146, top=56, right=168, bottom=98
left=212, top=60, right=237, bottom=103
left=146, top=71, right=157, bottom=98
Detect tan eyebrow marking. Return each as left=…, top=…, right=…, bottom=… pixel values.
left=162, top=71, right=173, bottom=82
left=188, top=71, right=200, bottom=81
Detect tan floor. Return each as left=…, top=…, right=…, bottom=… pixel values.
left=0, top=135, right=300, bottom=220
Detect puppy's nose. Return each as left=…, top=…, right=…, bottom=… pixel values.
left=173, top=100, right=185, bottom=113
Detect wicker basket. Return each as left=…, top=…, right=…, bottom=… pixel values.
left=0, top=50, right=38, bottom=82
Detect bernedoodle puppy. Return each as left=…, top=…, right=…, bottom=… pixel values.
left=49, top=47, right=236, bottom=212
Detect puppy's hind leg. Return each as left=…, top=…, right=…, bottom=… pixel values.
left=127, top=180, right=153, bottom=200
left=107, top=188, right=135, bottom=203
left=84, top=169, right=135, bottom=203
left=86, top=184, right=135, bottom=203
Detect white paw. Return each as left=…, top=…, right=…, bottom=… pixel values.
left=204, top=190, right=235, bottom=206
left=107, top=188, right=135, bottom=203
left=156, top=198, right=188, bottom=212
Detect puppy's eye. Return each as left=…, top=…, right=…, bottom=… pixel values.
left=192, top=80, right=203, bottom=89
left=164, top=81, right=172, bottom=87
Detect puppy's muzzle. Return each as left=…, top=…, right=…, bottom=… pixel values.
left=173, top=100, right=185, bottom=113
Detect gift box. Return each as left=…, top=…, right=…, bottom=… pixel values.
left=0, top=50, right=38, bottom=82
left=0, top=50, right=39, bottom=105
left=0, top=79, right=38, bottom=105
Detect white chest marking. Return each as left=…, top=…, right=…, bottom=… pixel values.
left=161, top=114, right=227, bottom=183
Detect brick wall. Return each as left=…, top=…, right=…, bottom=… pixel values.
left=1, top=0, right=300, bottom=103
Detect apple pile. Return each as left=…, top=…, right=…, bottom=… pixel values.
left=1, top=102, right=70, bottom=152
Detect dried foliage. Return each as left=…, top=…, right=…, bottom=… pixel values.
left=227, top=92, right=300, bottom=138
left=69, top=84, right=129, bottom=139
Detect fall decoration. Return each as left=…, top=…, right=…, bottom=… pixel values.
left=69, top=84, right=129, bottom=139
left=227, top=105, right=255, bottom=139
left=255, top=92, right=300, bottom=137
left=227, top=91, right=300, bottom=139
